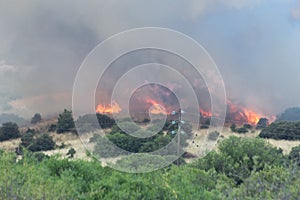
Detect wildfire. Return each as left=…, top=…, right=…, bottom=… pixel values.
left=200, top=108, right=212, bottom=118
left=227, top=100, right=261, bottom=124
left=145, top=99, right=168, bottom=115
left=96, top=101, right=121, bottom=114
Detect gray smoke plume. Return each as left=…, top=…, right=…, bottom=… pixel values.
left=0, top=0, right=299, bottom=119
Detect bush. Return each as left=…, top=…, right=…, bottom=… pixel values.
left=18, top=133, right=55, bottom=153
left=48, top=124, right=57, bottom=132
left=235, top=127, right=248, bottom=134
left=230, top=123, right=236, bottom=132
left=243, top=123, right=252, bottom=130
left=31, top=113, right=42, bottom=124
left=35, top=134, right=56, bottom=151
left=195, top=136, right=285, bottom=184
left=0, top=122, right=20, bottom=141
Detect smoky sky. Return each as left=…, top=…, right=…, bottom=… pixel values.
left=0, top=0, right=300, bottom=118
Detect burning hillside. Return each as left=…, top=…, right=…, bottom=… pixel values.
left=95, top=84, right=273, bottom=125
left=96, top=101, right=122, bottom=114
left=95, top=98, right=269, bottom=125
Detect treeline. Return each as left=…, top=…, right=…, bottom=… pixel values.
left=0, top=136, right=300, bottom=199
left=259, top=121, right=300, bottom=140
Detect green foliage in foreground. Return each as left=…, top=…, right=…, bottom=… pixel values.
left=194, top=136, right=285, bottom=184
left=0, top=136, right=300, bottom=199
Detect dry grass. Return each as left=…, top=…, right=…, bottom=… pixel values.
left=2, top=119, right=300, bottom=165
left=266, top=139, right=300, bottom=154
left=0, top=138, right=20, bottom=151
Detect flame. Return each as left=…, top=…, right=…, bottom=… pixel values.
left=200, top=108, right=212, bottom=117
left=243, top=109, right=261, bottom=124
left=146, top=99, right=168, bottom=115
left=227, top=100, right=261, bottom=124
left=96, top=101, right=121, bottom=114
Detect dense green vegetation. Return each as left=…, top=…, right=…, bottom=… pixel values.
left=1, top=109, right=300, bottom=199
left=259, top=121, right=300, bottom=140
left=0, top=122, right=20, bottom=141
left=17, top=132, right=56, bottom=154
left=0, top=136, right=300, bottom=199
left=91, top=122, right=193, bottom=158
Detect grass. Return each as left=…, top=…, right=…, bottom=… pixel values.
left=1, top=119, right=300, bottom=164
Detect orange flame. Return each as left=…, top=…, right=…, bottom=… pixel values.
left=146, top=99, right=168, bottom=115
left=243, top=108, right=261, bottom=124
left=200, top=108, right=212, bottom=117
left=96, top=101, right=121, bottom=114
left=227, top=100, right=261, bottom=124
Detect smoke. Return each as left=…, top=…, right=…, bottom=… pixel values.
left=292, top=0, right=300, bottom=20
left=0, top=0, right=300, bottom=118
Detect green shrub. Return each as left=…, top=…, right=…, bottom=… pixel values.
left=194, top=136, right=285, bottom=184
left=0, top=122, right=20, bottom=141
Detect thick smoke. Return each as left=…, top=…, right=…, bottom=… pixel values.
left=0, top=0, right=300, bottom=118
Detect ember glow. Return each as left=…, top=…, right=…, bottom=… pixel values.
left=96, top=101, right=121, bottom=114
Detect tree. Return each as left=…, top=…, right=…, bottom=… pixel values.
left=0, top=122, right=20, bottom=141
left=56, top=109, right=76, bottom=133
left=256, top=118, right=269, bottom=129
left=31, top=113, right=42, bottom=124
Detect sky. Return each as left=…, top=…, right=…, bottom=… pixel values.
left=0, top=0, right=300, bottom=118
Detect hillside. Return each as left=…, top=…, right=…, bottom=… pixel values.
left=1, top=118, right=300, bottom=164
